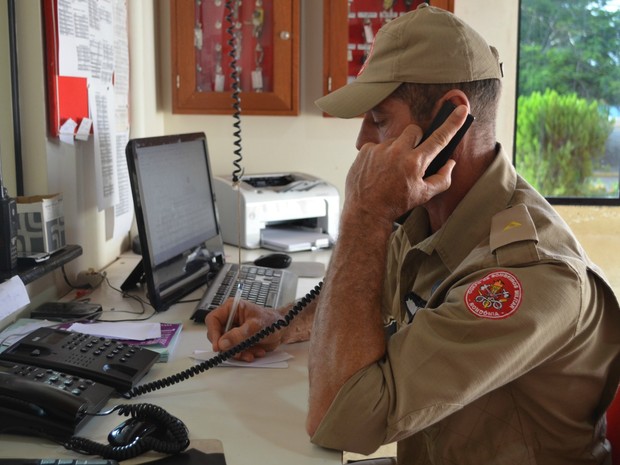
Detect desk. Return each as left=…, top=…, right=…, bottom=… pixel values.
left=0, top=247, right=342, bottom=464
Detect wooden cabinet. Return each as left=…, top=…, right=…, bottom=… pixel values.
left=171, top=0, right=299, bottom=115
left=323, top=0, right=454, bottom=99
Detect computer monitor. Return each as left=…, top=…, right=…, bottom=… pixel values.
left=123, top=132, right=226, bottom=311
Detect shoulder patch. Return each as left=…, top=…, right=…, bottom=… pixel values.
left=490, top=204, right=538, bottom=253
left=464, top=271, right=523, bottom=319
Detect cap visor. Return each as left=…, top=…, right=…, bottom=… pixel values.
left=315, top=81, right=401, bottom=118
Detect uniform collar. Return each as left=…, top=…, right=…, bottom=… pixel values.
left=402, top=144, right=516, bottom=272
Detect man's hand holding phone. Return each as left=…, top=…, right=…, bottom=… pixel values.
left=344, top=102, right=471, bottom=226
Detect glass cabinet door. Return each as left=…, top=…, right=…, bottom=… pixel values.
left=322, top=0, right=454, bottom=110
left=172, top=0, right=299, bottom=115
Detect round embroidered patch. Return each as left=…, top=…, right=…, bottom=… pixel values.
left=464, top=271, right=523, bottom=319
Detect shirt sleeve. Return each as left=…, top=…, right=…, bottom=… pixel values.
left=311, top=262, right=584, bottom=454
left=382, top=227, right=406, bottom=324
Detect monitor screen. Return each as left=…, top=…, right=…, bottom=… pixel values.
left=123, top=132, right=225, bottom=311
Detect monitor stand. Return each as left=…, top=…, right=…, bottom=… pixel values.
left=121, top=259, right=144, bottom=291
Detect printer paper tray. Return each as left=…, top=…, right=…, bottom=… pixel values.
left=260, top=228, right=331, bottom=252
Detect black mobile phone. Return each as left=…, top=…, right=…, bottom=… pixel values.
left=419, top=101, right=475, bottom=178
left=29, top=301, right=103, bottom=320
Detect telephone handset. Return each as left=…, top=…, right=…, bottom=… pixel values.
left=0, top=359, right=114, bottom=440
left=419, top=101, right=475, bottom=178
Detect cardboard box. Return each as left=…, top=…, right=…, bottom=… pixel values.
left=16, top=194, right=66, bottom=254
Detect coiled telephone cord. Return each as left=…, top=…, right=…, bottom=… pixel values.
left=225, top=0, right=244, bottom=183
left=66, top=403, right=190, bottom=460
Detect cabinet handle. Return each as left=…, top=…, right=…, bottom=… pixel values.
left=279, top=30, right=291, bottom=40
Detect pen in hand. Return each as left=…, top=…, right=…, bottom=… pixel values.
left=224, top=283, right=244, bottom=333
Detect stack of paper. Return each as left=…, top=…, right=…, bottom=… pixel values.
left=121, top=322, right=183, bottom=363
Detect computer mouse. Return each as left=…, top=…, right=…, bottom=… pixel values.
left=108, top=417, right=159, bottom=446
left=254, top=253, right=292, bottom=269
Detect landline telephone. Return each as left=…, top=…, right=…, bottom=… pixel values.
left=0, top=327, right=160, bottom=440
left=0, top=327, right=188, bottom=460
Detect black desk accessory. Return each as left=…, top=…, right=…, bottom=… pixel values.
left=30, top=301, right=103, bottom=321
left=0, top=143, right=18, bottom=272
left=0, top=460, right=118, bottom=465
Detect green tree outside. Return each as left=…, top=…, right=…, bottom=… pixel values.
left=519, top=0, right=620, bottom=106
left=517, top=0, right=620, bottom=198
left=516, top=90, right=613, bottom=196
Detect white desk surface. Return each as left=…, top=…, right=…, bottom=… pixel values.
left=0, top=246, right=342, bottom=464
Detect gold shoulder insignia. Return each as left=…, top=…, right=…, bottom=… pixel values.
left=490, top=204, right=539, bottom=253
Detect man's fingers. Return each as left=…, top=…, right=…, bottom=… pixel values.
left=205, top=299, right=235, bottom=347
left=419, top=104, right=469, bottom=155
left=392, top=124, right=424, bottom=151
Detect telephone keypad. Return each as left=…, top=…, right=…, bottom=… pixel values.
left=4, top=361, right=113, bottom=400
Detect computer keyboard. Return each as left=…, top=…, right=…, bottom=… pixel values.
left=216, top=265, right=283, bottom=308
left=191, top=261, right=298, bottom=323
left=197, top=263, right=286, bottom=311
left=0, top=461, right=118, bottom=465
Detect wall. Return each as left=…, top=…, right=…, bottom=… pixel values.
left=9, top=0, right=620, bottom=315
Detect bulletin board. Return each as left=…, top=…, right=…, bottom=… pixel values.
left=40, top=0, right=132, bottom=217
left=42, top=0, right=89, bottom=137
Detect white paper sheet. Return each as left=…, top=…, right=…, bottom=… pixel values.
left=90, top=81, right=119, bottom=210
left=192, top=349, right=293, bottom=368
left=68, top=321, right=161, bottom=341
left=0, top=276, right=30, bottom=322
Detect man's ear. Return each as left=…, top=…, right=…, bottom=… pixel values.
left=434, top=89, right=470, bottom=116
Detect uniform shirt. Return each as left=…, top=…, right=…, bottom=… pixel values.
left=311, top=147, right=620, bottom=465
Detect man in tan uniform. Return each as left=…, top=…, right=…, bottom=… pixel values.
left=206, top=4, right=620, bottom=464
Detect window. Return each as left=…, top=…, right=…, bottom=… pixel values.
left=516, top=0, right=620, bottom=204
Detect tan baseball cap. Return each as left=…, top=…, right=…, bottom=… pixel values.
left=315, top=3, right=502, bottom=118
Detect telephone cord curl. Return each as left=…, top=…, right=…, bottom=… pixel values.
left=65, top=403, right=189, bottom=460
left=225, top=0, right=244, bottom=183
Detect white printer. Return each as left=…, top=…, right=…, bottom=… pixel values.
left=213, top=172, right=340, bottom=251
